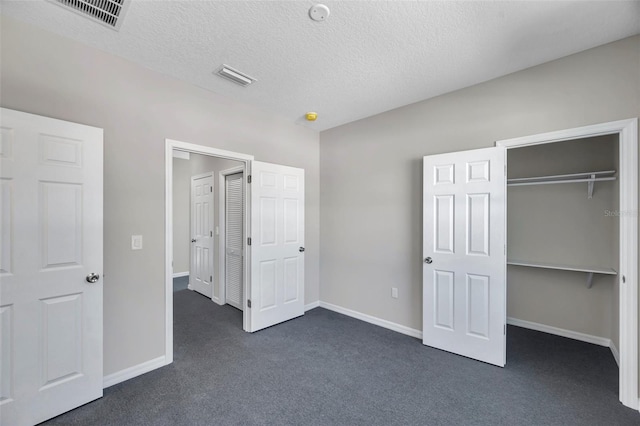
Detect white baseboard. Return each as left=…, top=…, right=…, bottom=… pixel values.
left=172, top=271, right=189, bottom=278
left=610, top=340, right=620, bottom=366
left=319, top=301, right=422, bottom=339
left=507, top=317, right=610, bottom=347
left=304, top=301, right=320, bottom=311
left=103, top=355, right=168, bottom=388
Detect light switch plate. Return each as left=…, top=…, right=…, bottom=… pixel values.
left=131, top=235, right=143, bottom=250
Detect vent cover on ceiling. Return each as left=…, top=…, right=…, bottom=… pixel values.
left=50, top=0, right=130, bottom=30
left=215, top=65, right=257, bottom=87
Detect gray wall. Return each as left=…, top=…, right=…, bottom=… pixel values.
left=172, top=157, right=191, bottom=275
left=320, top=35, right=639, bottom=346
left=0, top=16, right=320, bottom=376
left=506, top=136, right=618, bottom=339
left=173, top=154, right=243, bottom=302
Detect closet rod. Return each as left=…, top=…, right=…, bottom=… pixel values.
left=507, top=176, right=616, bottom=187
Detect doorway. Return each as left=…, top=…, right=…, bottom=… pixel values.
left=165, top=139, right=307, bottom=365
left=496, top=119, right=638, bottom=409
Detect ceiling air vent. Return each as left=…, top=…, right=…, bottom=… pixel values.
left=215, top=65, right=257, bottom=87
left=50, top=0, right=130, bottom=31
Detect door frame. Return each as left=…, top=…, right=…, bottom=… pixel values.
left=165, top=139, right=253, bottom=364
left=216, top=165, right=245, bottom=306
left=189, top=171, right=215, bottom=295
left=496, top=118, right=638, bottom=410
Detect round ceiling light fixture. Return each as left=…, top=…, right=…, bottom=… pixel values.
left=309, top=4, right=330, bottom=22
left=305, top=112, right=318, bottom=121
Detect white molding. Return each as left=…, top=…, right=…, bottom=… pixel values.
left=166, top=139, right=254, bottom=367
left=495, top=119, right=637, bottom=149
left=496, top=118, right=638, bottom=410
left=611, top=341, right=620, bottom=367
left=507, top=317, right=610, bottom=347
left=172, top=271, right=189, bottom=278
left=319, top=301, right=422, bottom=339
left=304, top=301, right=320, bottom=311
left=103, top=356, right=168, bottom=388
left=167, top=139, right=254, bottom=161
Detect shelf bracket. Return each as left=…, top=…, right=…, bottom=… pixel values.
left=586, top=272, right=594, bottom=289
left=587, top=174, right=595, bottom=199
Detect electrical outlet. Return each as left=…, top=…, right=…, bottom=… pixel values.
left=391, top=287, right=398, bottom=299
left=131, top=235, right=143, bottom=250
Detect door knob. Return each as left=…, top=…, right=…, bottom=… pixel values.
left=86, top=273, right=100, bottom=283
left=424, top=257, right=433, bottom=264
left=191, top=239, right=196, bottom=243
left=299, top=247, right=305, bottom=252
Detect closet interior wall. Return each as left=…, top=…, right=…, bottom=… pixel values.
left=506, top=135, right=619, bottom=345
left=172, top=153, right=244, bottom=301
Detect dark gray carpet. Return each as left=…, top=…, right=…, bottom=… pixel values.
left=42, top=289, right=638, bottom=426
left=173, top=276, right=189, bottom=292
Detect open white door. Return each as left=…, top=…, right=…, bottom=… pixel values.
left=0, top=108, right=103, bottom=425
left=249, top=161, right=304, bottom=332
left=423, top=147, right=506, bottom=367
left=190, top=173, right=214, bottom=298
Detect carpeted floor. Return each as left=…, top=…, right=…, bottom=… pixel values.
left=43, top=288, right=638, bottom=425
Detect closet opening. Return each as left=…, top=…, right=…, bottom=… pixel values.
left=496, top=118, right=638, bottom=409
left=506, top=134, right=620, bottom=364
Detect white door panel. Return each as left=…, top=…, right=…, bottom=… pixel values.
left=423, top=147, right=506, bottom=367
left=250, top=162, right=304, bottom=332
left=0, top=108, right=103, bottom=425
left=190, top=173, right=214, bottom=298
left=225, top=172, right=244, bottom=310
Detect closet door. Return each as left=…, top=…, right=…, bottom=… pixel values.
left=225, top=172, right=244, bottom=310
left=423, top=147, right=506, bottom=367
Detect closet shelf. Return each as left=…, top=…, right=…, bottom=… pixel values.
left=507, top=170, right=616, bottom=199
left=507, top=259, right=617, bottom=289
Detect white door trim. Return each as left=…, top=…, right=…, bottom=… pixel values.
left=165, top=139, right=253, bottom=365
left=496, top=118, right=639, bottom=410
left=216, top=165, right=245, bottom=306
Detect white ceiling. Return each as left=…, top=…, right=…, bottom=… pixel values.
left=2, top=1, right=639, bottom=131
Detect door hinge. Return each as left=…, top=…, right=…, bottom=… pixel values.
left=210, top=230, right=213, bottom=237
left=247, top=237, right=251, bottom=246
left=247, top=299, right=252, bottom=308
left=210, top=275, right=212, bottom=282
left=247, top=175, right=252, bottom=184
left=210, top=187, right=213, bottom=193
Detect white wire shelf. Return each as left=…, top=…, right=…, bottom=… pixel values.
left=507, top=259, right=617, bottom=288
left=507, top=170, right=616, bottom=199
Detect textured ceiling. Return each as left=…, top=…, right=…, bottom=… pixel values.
left=2, top=1, right=639, bottom=131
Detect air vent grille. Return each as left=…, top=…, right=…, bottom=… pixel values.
left=51, top=0, right=129, bottom=30
left=215, top=65, right=257, bottom=87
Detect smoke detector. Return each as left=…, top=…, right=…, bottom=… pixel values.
left=49, top=0, right=130, bottom=30
left=309, top=4, right=330, bottom=22
left=215, top=65, right=257, bottom=87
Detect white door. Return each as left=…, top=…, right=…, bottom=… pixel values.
left=225, top=172, right=244, bottom=310
left=190, top=173, right=214, bottom=298
left=249, top=161, right=304, bottom=332
left=0, top=108, right=103, bottom=425
left=422, top=147, right=506, bottom=367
